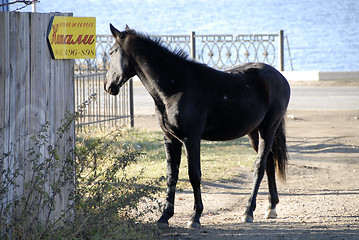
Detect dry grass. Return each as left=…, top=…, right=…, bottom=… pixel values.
left=121, top=129, right=257, bottom=190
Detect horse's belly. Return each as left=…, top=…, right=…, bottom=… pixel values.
left=201, top=116, right=262, bottom=141
left=201, top=130, right=248, bottom=141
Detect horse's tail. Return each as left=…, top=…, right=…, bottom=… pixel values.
left=272, top=118, right=288, bottom=181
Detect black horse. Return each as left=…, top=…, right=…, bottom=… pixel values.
left=104, top=24, right=290, bottom=228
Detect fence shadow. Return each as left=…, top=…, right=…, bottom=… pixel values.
left=288, top=136, right=359, bottom=155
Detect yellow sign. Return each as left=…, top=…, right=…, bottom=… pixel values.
left=47, top=17, right=96, bottom=59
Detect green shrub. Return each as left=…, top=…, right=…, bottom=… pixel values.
left=73, top=127, right=162, bottom=239
left=0, top=98, right=162, bottom=239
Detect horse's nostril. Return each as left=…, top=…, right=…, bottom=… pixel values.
left=105, top=81, right=119, bottom=95
left=110, top=87, right=119, bottom=95
left=104, top=82, right=110, bottom=93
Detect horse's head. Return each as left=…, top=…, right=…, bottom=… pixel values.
left=104, top=24, right=136, bottom=95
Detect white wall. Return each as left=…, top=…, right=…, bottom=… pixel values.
left=281, top=71, right=359, bottom=82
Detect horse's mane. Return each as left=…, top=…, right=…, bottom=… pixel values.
left=125, top=29, right=192, bottom=62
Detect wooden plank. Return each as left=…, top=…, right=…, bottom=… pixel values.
left=43, top=12, right=54, bottom=221
left=25, top=12, right=36, bottom=208
left=0, top=12, right=10, bottom=162
left=21, top=11, right=31, bottom=197
left=28, top=12, right=46, bottom=222
left=61, top=7, right=75, bottom=210
left=0, top=11, right=11, bottom=222
left=12, top=12, right=31, bottom=218
left=53, top=49, right=66, bottom=218
left=6, top=12, right=18, bottom=218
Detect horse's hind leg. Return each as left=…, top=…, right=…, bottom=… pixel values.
left=158, top=135, right=183, bottom=226
left=248, top=129, right=259, bottom=152
left=248, top=130, right=278, bottom=219
left=242, top=125, right=279, bottom=223
left=264, top=151, right=279, bottom=219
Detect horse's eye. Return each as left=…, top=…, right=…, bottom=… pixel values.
left=109, top=47, right=119, bottom=55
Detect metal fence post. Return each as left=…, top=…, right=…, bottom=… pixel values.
left=190, top=31, right=196, bottom=60
left=0, top=0, right=9, bottom=11
left=129, top=78, right=134, bottom=128
left=279, top=30, right=284, bottom=71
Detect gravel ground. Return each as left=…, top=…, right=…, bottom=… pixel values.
left=135, top=109, right=359, bottom=240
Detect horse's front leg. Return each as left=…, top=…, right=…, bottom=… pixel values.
left=183, top=136, right=203, bottom=229
left=158, top=135, right=182, bottom=226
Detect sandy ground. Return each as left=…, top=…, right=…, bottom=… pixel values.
left=134, top=99, right=359, bottom=239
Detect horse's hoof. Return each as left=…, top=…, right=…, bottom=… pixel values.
left=157, top=217, right=169, bottom=228
left=157, top=221, right=169, bottom=229
left=264, top=208, right=277, bottom=219
left=241, top=214, right=254, bottom=223
left=187, top=220, right=201, bottom=229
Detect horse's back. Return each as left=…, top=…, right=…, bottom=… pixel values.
left=200, top=63, right=290, bottom=141
left=227, top=62, right=290, bottom=108
left=227, top=63, right=288, bottom=87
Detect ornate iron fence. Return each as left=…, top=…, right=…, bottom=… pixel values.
left=75, top=30, right=285, bottom=72
left=74, top=30, right=285, bottom=129
left=196, top=33, right=280, bottom=70
left=154, top=31, right=284, bottom=70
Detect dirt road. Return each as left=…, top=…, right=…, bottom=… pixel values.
left=132, top=79, right=359, bottom=239
left=135, top=109, right=359, bottom=239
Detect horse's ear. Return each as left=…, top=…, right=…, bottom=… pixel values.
left=125, top=24, right=130, bottom=31
left=110, top=23, right=125, bottom=42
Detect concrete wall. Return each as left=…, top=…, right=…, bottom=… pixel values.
left=281, top=71, right=359, bottom=82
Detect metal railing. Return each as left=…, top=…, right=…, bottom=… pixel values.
left=154, top=31, right=284, bottom=70
left=74, top=30, right=285, bottom=129
left=75, top=30, right=285, bottom=72
left=74, top=73, right=134, bottom=131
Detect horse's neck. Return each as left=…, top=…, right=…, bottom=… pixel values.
left=135, top=69, right=171, bottom=110
left=135, top=70, right=161, bottom=97
left=131, top=47, right=184, bottom=103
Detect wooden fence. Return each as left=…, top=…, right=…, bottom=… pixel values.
left=0, top=12, right=75, bottom=232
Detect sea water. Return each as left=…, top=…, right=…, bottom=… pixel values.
left=13, top=0, right=359, bottom=71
